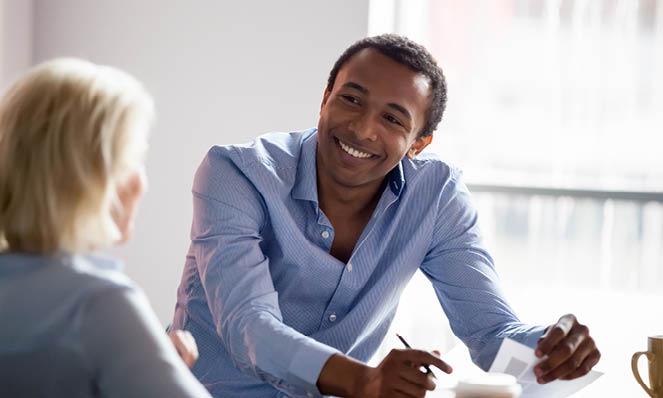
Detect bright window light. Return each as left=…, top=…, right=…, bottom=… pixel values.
left=369, top=2, right=663, bottom=397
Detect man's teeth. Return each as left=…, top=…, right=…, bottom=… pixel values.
left=339, top=140, right=373, bottom=159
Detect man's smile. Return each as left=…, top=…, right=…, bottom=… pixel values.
left=336, top=138, right=376, bottom=159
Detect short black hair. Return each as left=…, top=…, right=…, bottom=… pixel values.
left=326, top=34, right=447, bottom=137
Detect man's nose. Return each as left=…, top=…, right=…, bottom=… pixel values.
left=348, top=111, right=378, bottom=142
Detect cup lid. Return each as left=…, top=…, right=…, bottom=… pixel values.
left=455, top=373, right=522, bottom=396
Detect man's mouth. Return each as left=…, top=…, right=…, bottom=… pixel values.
left=337, top=139, right=375, bottom=159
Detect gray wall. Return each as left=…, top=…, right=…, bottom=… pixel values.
left=0, top=0, right=33, bottom=89
left=31, top=0, right=369, bottom=323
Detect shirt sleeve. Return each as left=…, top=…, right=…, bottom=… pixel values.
left=188, top=147, right=339, bottom=397
left=419, top=172, right=546, bottom=371
left=77, top=286, right=213, bottom=398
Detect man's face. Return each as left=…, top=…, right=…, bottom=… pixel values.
left=317, top=48, right=432, bottom=191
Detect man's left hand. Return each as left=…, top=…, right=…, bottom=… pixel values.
left=533, top=314, right=600, bottom=384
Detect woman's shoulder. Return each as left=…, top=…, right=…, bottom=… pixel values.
left=0, top=252, right=137, bottom=319
left=0, top=252, right=139, bottom=350
left=68, top=253, right=135, bottom=291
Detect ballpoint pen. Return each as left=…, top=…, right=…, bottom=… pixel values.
left=396, top=333, right=437, bottom=379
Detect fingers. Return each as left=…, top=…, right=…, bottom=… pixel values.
left=536, top=314, right=576, bottom=358
left=536, top=323, right=588, bottom=374
left=391, top=390, right=417, bottom=398
left=391, top=366, right=435, bottom=397
left=168, top=329, right=199, bottom=368
left=399, top=365, right=436, bottom=391
left=536, top=336, right=594, bottom=383
left=376, top=349, right=449, bottom=397
left=560, top=349, right=601, bottom=380
left=399, top=349, right=453, bottom=374
left=393, top=380, right=429, bottom=397
left=533, top=316, right=600, bottom=384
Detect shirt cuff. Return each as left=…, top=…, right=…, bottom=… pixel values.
left=287, top=339, right=340, bottom=397
left=479, top=324, right=549, bottom=370
left=519, top=325, right=547, bottom=348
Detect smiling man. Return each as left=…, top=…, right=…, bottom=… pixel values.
left=172, top=34, right=600, bottom=398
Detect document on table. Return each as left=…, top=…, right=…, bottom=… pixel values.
left=489, top=338, right=602, bottom=398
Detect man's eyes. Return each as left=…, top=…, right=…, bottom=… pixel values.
left=384, top=114, right=403, bottom=126
left=342, top=95, right=360, bottom=105
left=337, top=96, right=404, bottom=127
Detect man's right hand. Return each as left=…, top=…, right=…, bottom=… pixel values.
left=359, top=349, right=453, bottom=397
left=317, top=349, right=452, bottom=397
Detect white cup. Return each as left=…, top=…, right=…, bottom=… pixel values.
left=455, top=373, right=522, bottom=398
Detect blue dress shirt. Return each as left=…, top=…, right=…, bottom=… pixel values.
left=172, top=128, right=545, bottom=397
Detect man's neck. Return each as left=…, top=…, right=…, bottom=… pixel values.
left=317, top=173, right=385, bottom=219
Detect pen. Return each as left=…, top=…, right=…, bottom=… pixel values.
left=396, top=333, right=437, bottom=379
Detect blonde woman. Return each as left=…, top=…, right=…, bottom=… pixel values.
left=0, top=59, right=211, bottom=397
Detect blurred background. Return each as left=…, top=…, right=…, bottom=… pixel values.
left=2, top=1, right=662, bottom=396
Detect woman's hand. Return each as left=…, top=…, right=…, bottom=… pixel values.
left=168, top=329, right=199, bottom=368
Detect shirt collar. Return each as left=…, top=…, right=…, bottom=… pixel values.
left=291, top=129, right=406, bottom=202
left=292, top=130, right=319, bottom=203
left=387, top=161, right=405, bottom=196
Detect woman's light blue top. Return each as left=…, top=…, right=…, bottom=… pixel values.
left=0, top=252, right=211, bottom=397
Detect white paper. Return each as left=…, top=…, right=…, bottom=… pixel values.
left=488, top=338, right=603, bottom=398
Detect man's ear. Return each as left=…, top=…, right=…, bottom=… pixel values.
left=407, top=135, right=433, bottom=159
left=320, top=87, right=331, bottom=111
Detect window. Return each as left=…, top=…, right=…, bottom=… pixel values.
left=369, top=1, right=663, bottom=396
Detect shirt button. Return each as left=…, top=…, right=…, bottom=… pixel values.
left=307, top=393, right=313, bottom=398
left=321, top=230, right=330, bottom=239
left=346, top=263, right=353, bottom=272
left=329, top=313, right=337, bottom=322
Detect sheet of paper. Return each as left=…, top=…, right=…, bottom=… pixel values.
left=489, top=338, right=603, bottom=398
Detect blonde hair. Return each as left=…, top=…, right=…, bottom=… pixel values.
left=0, top=58, right=154, bottom=254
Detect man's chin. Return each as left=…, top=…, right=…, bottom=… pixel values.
left=330, top=171, right=381, bottom=190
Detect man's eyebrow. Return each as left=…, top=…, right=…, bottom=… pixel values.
left=342, top=82, right=368, bottom=94
left=387, top=103, right=412, bottom=121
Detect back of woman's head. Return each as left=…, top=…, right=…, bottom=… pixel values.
left=0, top=58, right=154, bottom=254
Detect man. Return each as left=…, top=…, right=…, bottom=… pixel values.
left=172, top=34, right=600, bottom=397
